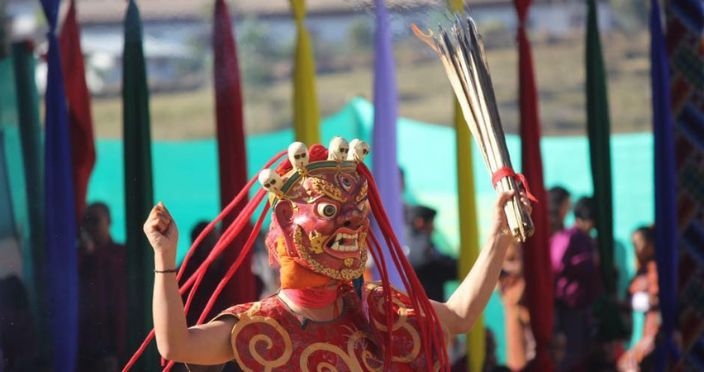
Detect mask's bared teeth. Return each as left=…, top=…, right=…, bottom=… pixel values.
left=325, top=230, right=362, bottom=253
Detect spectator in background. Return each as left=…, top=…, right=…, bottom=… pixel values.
left=450, top=327, right=507, bottom=372
left=618, top=226, right=659, bottom=372
left=78, top=202, right=127, bottom=372
left=0, top=275, right=39, bottom=371
left=550, top=196, right=603, bottom=371
left=495, top=186, right=571, bottom=370
left=174, top=222, right=242, bottom=372
left=547, top=186, right=572, bottom=368
left=498, top=242, right=535, bottom=370
left=179, top=221, right=224, bottom=325
left=405, top=204, right=457, bottom=301
left=251, top=232, right=280, bottom=299
left=548, top=186, right=572, bottom=235
left=364, top=166, right=410, bottom=282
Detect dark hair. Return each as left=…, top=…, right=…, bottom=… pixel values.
left=190, top=220, right=211, bottom=244
left=86, top=202, right=111, bottom=219
left=633, top=225, right=655, bottom=243
left=84, top=202, right=112, bottom=226
left=548, top=186, right=571, bottom=232
left=406, top=205, right=437, bottom=225
left=573, top=197, right=596, bottom=222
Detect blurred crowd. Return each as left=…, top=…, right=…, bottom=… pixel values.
left=384, top=169, right=660, bottom=372
left=0, top=177, right=660, bottom=371
left=493, top=186, right=659, bottom=372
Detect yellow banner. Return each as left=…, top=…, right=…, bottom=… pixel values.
left=449, top=2, right=484, bottom=370
left=291, top=0, right=320, bottom=144
left=454, top=99, right=485, bottom=372
left=448, top=0, right=464, bottom=12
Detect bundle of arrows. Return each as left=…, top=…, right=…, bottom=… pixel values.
left=412, top=16, right=535, bottom=242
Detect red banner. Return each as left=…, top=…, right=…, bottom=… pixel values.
left=514, top=1, right=554, bottom=370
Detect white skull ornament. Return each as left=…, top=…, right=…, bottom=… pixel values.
left=347, top=139, right=370, bottom=162
left=327, top=137, right=349, bottom=161
left=288, top=142, right=309, bottom=172
left=258, top=168, right=283, bottom=194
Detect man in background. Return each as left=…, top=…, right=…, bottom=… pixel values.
left=405, top=205, right=457, bottom=302
left=78, top=202, right=127, bottom=372
left=550, top=197, right=603, bottom=371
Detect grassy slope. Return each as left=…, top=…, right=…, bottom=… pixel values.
left=91, top=32, right=651, bottom=139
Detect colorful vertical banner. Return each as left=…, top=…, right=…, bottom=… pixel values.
left=585, top=0, right=615, bottom=295
left=453, top=106, right=485, bottom=371
left=514, top=1, right=553, bottom=370
left=650, top=0, right=677, bottom=368
left=12, top=40, right=45, bottom=329
left=60, top=0, right=96, bottom=223
left=39, top=0, right=79, bottom=370
left=666, top=0, right=704, bottom=368
left=371, top=0, right=403, bottom=287
left=290, top=0, right=320, bottom=144
left=447, top=3, right=485, bottom=371
left=122, top=1, right=157, bottom=370
left=213, top=0, right=256, bottom=307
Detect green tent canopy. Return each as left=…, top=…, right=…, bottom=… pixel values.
left=87, top=97, right=654, bottom=361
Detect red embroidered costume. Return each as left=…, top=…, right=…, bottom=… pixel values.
left=129, top=138, right=476, bottom=371
left=218, top=283, right=437, bottom=371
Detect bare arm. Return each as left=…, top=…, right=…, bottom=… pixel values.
left=500, top=277, right=529, bottom=370
left=145, top=203, right=235, bottom=365
left=432, top=191, right=527, bottom=335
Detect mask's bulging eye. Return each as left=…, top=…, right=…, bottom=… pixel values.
left=317, top=203, right=338, bottom=218
left=337, top=173, right=354, bottom=191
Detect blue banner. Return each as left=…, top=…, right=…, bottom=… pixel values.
left=371, top=0, right=404, bottom=287
left=651, top=0, right=678, bottom=367
left=40, top=0, right=78, bottom=370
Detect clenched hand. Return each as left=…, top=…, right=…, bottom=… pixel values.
left=143, top=202, right=179, bottom=255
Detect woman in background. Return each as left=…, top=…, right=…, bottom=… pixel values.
left=618, top=226, right=659, bottom=372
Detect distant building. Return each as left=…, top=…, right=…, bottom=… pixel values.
left=8, top=0, right=613, bottom=96
left=33, top=33, right=205, bottom=96
left=7, top=0, right=612, bottom=36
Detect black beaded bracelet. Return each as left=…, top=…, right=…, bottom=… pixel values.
left=154, top=268, right=178, bottom=274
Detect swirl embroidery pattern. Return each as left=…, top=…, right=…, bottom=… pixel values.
left=221, top=285, right=432, bottom=371
left=230, top=303, right=293, bottom=371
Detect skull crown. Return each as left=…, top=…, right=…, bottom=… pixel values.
left=288, top=142, right=309, bottom=172
left=347, top=139, right=370, bottom=162
left=327, top=137, right=349, bottom=161
left=257, top=137, right=371, bottom=202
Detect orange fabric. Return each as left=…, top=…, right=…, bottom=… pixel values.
left=363, top=267, right=374, bottom=282
left=276, top=239, right=330, bottom=289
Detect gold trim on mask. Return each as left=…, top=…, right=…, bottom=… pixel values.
left=356, top=180, right=368, bottom=203
left=268, top=160, right=359, bottom=207
left=306, top=177, right=346, bottom=203
left=308, top=230, right=326, bottom=254
left=292, top=225, right=368, bottom=281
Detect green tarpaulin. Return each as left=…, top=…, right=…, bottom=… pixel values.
left=86, top=97, right=653, bottom=362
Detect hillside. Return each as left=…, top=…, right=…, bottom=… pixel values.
left=90, top=29, right=651, bottom=139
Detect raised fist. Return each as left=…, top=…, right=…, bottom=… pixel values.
left=143, top=202, right=179, bottom=255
